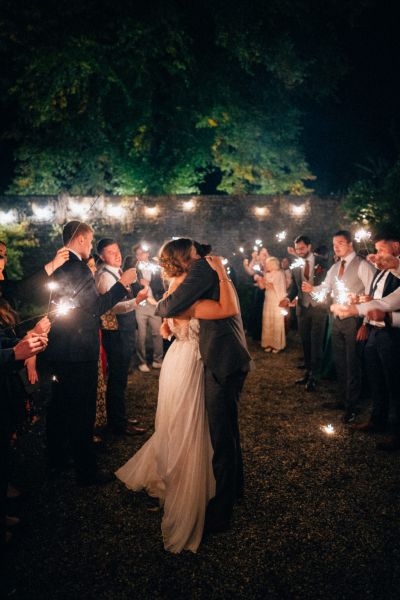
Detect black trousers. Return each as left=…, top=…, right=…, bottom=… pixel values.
left=204, top=368, right=247, bottom=525
left=364, top=327, right=400, bottom=434
left=297, top=305, right=328, bottom=379
left=332, top=317, right=362, bottom=410
left=102, top=329, right=135, bottom=432
left=46, top=360, right=98, bottom=480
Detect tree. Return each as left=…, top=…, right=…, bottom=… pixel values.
left=0, top=0, right=363, bottom=195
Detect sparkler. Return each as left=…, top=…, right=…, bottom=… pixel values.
left=46, top=281, right=60, bottom=313
left=280, top=308, right=288, bottom=316
left=252, top=264, right=262, bottom=273
left=276, top=231, right=287, bottom=242
left=311, top=284, right=329, bottom=304
left=137, top=261, right=160, bottom=274
left=354, top=227, right=371, bottom=250
left=334, top=277, right=349, bottom=305
left=222, top=258, right=229, bottom=265
left=255, top=239, right=263, bottom=246
left=321, top=424, right=335, bottom=435
left=253, top=245, right=258, bottom=252
left=52, top=298, right=76, bottom=317
left=239, top=247, right=244, bottom=254
left=289, top=257, right=305, bottom=270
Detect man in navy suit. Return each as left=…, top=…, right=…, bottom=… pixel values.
left=45, top=221, right=137, bottom=485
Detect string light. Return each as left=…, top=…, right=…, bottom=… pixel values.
left=182, top=199, right=196, bottom=211
left=106, top=204, right=126, bottom=219
left=0, top=210, right=17, bottom=225
left=321, top=424, right=335, bottom=435
left=280, top=308, right=288, bottom=316
left=32, top=204, right=53, bottom=221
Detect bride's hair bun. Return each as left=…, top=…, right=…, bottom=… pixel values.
left=159, top=238, right=193, bottom=278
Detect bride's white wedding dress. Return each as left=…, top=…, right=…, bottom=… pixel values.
left=115, top=318, right=215, bottom=553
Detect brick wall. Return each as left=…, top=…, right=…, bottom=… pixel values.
left=0, top=194, right=350, bottom=279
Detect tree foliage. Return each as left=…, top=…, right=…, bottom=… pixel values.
left=0, top=0, right=361, bottom=195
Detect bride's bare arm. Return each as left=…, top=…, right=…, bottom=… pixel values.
left=180, top=256, right=239, bottom=320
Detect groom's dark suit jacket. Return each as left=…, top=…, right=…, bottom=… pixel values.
left=155, top=258, right=251, bottom=379
left=46, top=252, right=127, bottom=362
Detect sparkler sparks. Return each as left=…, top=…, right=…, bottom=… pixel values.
left=321, top=424, right=335, bottom=435
left=276, top=231, right=287, bottom=242
left=280, top=309, right=288, bottom=316
left=52, top=299, right=76, bottom=317
left=239, top=247, right=244, bottom=253
left=289, top=257, right=305, bottom=270
left=255, top=239, right=263, bottom=246
left=354, top=228, right=371, bottom=244
left=47, top=281, right=59, bottom=291
left=334, top=277, right=349, bottom=305
left=311, top=285, right=329, bottom=303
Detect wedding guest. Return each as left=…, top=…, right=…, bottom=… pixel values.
left=349, top=230, right=400, bottom=448
left=303, top=230, right=375, bottom=422
left=133, top=243, right=165, bottom=372
left=260, top=257, right=287, bottom=353
left=243, top=249, right=267, bottom=341
left=96, top=239, right=147, bottom=436
left=0, top=242, right=69, bottom=308
left=280, top=236, right=329, bottom=391
left=45, top=221, right=138, bottom=486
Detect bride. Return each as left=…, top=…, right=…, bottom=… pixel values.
left=115, top=239, right=239, bottom=553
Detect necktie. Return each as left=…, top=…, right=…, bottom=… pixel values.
left=370, top=270, right=387, bottom=297
left=338, top=260, right=346, bottom=279
left=303, top=259, right=310, bottom=281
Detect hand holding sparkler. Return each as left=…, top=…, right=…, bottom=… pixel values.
left=30, top=316, right=51, bottom=335
left=367, top=253, right=399, bottom=271
left=13, top=334, right=48, bottom=361
left=301, top=281, right=313, bottom=293
left=119, top=268, right=137, bottom=287
left=44, top=247, right=70, bottom=276
left=279, top=297, right=290, bottom=308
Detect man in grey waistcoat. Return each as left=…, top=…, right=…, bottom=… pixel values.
left=280, top=235, right=329, bottom=392
left=303, top=230, right=375, bottom=423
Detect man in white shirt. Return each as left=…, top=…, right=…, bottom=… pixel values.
left=96, top=239, right=147, bottom=436
left=302, top=230, right=376, bottom=423
left=133, top=243, right=165, bottom=372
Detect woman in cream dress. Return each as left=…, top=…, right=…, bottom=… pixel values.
left=261, top=256, right=288, bottom=353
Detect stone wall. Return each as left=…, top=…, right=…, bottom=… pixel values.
left=0, top=194, right=350, bottom=279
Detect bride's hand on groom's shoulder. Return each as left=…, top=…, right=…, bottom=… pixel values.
left=205, top=255, right=225, bottom=275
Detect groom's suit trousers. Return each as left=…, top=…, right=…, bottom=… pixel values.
left=204, top=368, right=247, bottom=524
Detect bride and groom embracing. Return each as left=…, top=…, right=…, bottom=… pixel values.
left=116, top=238, right=252, bottom=553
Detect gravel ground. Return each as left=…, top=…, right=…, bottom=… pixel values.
left=5, top=333, right=400, bottom=599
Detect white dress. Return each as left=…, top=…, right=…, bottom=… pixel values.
left=115, top=318, right=215, bottom=553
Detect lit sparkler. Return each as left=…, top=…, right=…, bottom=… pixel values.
left=334, top=277, right=349, bottom=305
left=354, top=228, right=371, bottom=244
left=52, top=299, right=76, bottom=317
left=255, top=239, right=263, bottom=246
left=321, top=424, right=335, bottom=435
left=252, top=264, right=262, bottom=273
left=239, top=247, right=244, bottom=253
left=280, top=308, right=288, bottom=316
left=46, top=281, right=60, bottom=313
left=276, top=231, right=287, bottom=242
left=289, top=257, right=305, bottom=270
left=311, top=285, right=329, bottom=304
left=137, top=261, right=160, bottom=274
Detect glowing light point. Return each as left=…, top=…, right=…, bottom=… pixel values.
left=32, top=204, right=53, bottom=221
left=276, top=231, right=287, bottom=242
left=239, top=247, right=244, bottom=253
left=182, top=199, right=196, bottom=212
left=354, top=228, right=371, bottom=243
left=106, top=204, right=126, bottom=219
left=47, top=282, right=59, bottom=291
left=290, top=257, right=306, bottom=270
left=0, top=210, right=17, bottom=225
left=322, top=424, right=335, bottom=435
left=280, top=308, right=289, bottom=316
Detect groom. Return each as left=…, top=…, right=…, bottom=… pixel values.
left=155, top=240, right=252, bottom=532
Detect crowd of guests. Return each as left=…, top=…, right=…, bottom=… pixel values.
left=243, top=227, right=400, bottom=440
left=1, top=223, right=400, bottom=566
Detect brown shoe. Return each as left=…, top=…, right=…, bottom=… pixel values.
left=376, top=436, right=400, bottom=452
left=350, top=421, right=384, bottom=433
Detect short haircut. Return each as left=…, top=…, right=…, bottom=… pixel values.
left=333, top=230, right=352, bottom=243
left=62, top=221, right=93, bottom=245
left=373, top=227, right=400, bottom=243
left=97, top=238, right=117, bottom=254
left=193, top=241, right=212, bottom=257
left=294, top=235, right=311, bottom=246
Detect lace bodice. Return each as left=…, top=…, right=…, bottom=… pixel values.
left=167, top=318, right=200, bottom=343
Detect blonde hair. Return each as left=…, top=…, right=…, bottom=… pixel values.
left=159, top=238, right=193, bottom=278
left=265, top=256, right=280, bottom=271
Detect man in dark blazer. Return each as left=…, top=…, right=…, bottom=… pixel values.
left=280, top=235, right=329, bottom=391
left=45, top=221, right=137, bottom=486
left=351, top=230, right=400, bottom=448
left=155, top=239, right=252, bottom=533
